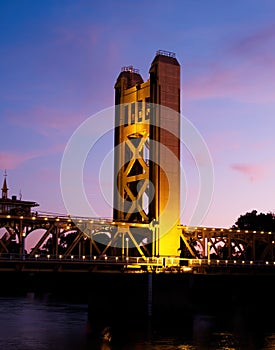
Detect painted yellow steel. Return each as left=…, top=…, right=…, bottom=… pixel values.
left=113, top=52, right=181, bottom=257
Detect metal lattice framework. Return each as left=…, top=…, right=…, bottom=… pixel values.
left=120, top=124, right=150, bottom=222
left=0, top=214, right=112, bottom=258
left=0, top=214, right=155, bottom=261
left=180, top=226, right=275, bottom=261
left=115, top=117, right=151, bottom=223
left=1, top=215, right=275, bottom=266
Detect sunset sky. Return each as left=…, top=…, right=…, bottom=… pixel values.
left=1, top=0, right=275, bottom=229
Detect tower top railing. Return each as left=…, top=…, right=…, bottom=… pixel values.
left=121, top=65, right=140, bottom=74
left=156, top=50, right=176, bottom=58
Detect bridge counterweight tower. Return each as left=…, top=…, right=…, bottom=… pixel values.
left=113, top=51, right=181, bottom=257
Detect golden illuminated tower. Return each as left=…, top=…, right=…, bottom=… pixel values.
left=113, top=50, right=181, bottom=257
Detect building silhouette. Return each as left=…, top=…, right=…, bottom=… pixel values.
left=0, top=172, right=39, bottom=216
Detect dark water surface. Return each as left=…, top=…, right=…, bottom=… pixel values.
left=0, top=294, right=275, bottom=350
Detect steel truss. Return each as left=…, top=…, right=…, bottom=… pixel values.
left=0, top=214, right=111, bottom=258
left=180, top=226, right=275, bottom=261
left=0, top=214, right=154, bottom=260
left=1, top=215, right=275, bottom=265
left=115, top=120, right=150, bottom=223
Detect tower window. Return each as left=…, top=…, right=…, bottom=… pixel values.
left=138, top=100, right=143, bottom=122
left=131, top=103, right=135, bottom=124
left=145, top=97, right=150, bottom=120
left=124, top=105, right=129, bottom=126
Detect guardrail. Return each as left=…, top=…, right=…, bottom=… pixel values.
left=188, top=258, right=275, bottom=267
left=1, top=254, right=275, bottom=265
left=1, top=253, right=275, bottom=274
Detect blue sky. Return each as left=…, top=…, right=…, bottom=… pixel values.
left=1, top=0, right=275, bottom=228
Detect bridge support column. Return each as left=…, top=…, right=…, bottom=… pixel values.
left=113, top=51, right=181, bottom=259
left=19, top=218, right=24, bottom=258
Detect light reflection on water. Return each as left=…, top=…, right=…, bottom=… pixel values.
left=0, top=295, right=274, bottom=350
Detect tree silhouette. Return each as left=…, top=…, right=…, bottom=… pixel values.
left=232, top=210, right=275, bottom=260
left=232, top=210, right=275, bottom=232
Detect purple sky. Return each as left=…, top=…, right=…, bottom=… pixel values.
left=1, top=0, right=275, bottom=229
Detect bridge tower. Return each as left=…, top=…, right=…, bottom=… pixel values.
left=113, top=50, right=181, bottom=257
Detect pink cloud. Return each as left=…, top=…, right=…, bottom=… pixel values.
left=184, top=60, right=275, bottom=103
left=231, top=163, right=269, bottom=182
left=230, top=25, right=275, bottom=58
left=0, top=152, right=35, bottom=169
left=53, top=23, right=106, bottom=48
left=184, top=25, right=275, bottom=103
left=0, top=143, right=65, bottom=170
left=204, top=131, right=241, bottom=164
left=6, top=107, right=87, bottom=137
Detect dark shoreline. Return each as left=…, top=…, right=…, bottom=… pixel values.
left=1, top=271, right=275, bottom=315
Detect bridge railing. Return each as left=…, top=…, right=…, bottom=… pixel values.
left=0, top=212, right=113, bottom=223
left=0, top=253, right=165, bottom=264
left=188, top=258, right=275, bottom=268
left=1, top=253, right=275, bottom=268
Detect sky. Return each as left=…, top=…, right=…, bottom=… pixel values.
left=1, top=0, right=275, bottom=229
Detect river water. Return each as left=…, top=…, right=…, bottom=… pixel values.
left=0, top=294, right=275, bottom=350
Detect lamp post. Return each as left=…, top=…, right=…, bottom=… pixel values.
left=126, top=237, right=129, bottom=260
left=22, top=232, right=26, bottom=260
left=121, top=233, right=124, bottom=259
left=207, top=241, right=211, bottom=261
